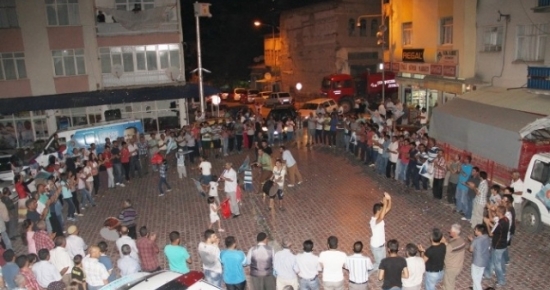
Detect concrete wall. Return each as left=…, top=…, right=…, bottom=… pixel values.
left=476, top=0, right=550, bottom=88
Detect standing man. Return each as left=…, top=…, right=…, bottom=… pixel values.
left=418, top=228, right=446, bottom=290
left=137, top=134, right=149, bottom=175
left=294, top=240, right=320, bottom=290
left=148, top=133, right=159, bottom=172
left=128, top=137, right=142, bottom=178
left=469, top=224, right=491, bottom=290
left=247, top=232, right=275, bottom=290
left=402, top=243, right=425, bottom=290
left=455, top=156, right=473, bottom=216
left=220, top=162, right=240, bottom=218
left=442, top=224, right=466, bottom=290
left=273, top=239, right=298, bottom=290
left=319, top=236, right=347, bottom=290
left=280, top=146, right=303, bottom=187
left=307, top=112, right=316, bottom=146
left=446, top=155, right=461, bottom=204
left=220, top=236, right=247, bottom=290
left=111, top=140, right=125, bottom=187
left=198, top=156, right=213, bottom=195
left=378, top=239, right=409, bottom=290
left=136, top=226, right=160, bottom=273
left=370, top=192, right=392, bottom=271
left=483, top=205, right=509, bottom=287
left=432, top=149, right=447, bottom=200
left=118, top=199, right=138, bottom=239
left=198, top=229, right=223, bottom=288
left=1, top=187, right=18, bottom=240
left=256, top=148, right=273, bottom=188
left=344, top=241, right=373, bottom=290
left=510, top=171, right=524, bottom=224
left=164, top=231, right=191, bottom=274
left=463, top=167, right=480, bottom=222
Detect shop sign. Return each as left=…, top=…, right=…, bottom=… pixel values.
left=443, top=65, right=457, bottom=77
left=430, top=65, right=443, bottom=75
left=367, top=72, right=399, bottom=94
left=389, top=62, right=458, bottom=78
left=402, top=48, right=425, bottom=63
left=437, top=49, right=458, bottom=65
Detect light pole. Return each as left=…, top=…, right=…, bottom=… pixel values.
left=193, top=2, right=212, bottom=116
left=254, top=21, right=279, bottom=90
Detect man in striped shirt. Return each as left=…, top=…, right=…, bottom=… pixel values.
left=118, top=199, right=138, bottom=240
left=344, top=241, right=373, bottom=290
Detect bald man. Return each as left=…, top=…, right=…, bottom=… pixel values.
left=82, top=246, right=109, bottom=290
left=116, top=226, right=139, bottom=262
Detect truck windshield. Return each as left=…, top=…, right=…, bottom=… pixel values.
left=321, top=78, right=331, bottom=89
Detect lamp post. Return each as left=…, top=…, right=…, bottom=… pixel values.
left=254, top=21, right=279, bottom=91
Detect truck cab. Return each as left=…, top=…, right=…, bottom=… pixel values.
left=521, top=152, right=550, bottom=232
left=320, top=74, right=355, bottom=112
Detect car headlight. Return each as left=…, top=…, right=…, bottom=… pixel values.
left=262, top=127, right=267, bottom=132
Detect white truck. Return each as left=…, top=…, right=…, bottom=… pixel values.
left=521, top=153, right=550, bottom=233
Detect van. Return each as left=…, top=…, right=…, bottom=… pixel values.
left=33, top=119, right=144, bottom=167
left=521, top=153, right=550, bottom=233
left=264, top=92, right=293, bottom=106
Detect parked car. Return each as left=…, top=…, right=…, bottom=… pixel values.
left=231, top=88, right=247, bottom=102
left=241, top=89, right=259, bottom=104
left=260, top=91, right=272, bottom=100
left=99, top=270, right=220, bottom=290
left=264, top=92, right=293, bottom=106
left=298, top=98, right=338, bottom=119
left=263, top=105, right=298, bottom=141
left=0, top=152, right=25, bottom=183
left=220, top=88, right=231, bottom=100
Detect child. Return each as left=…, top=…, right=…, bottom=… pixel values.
left=158, top=159, right=172, bottom=196
left=175, top=149, right=187, bottom=179
left=208, top=175, right=220, bottom=205
left=208, top=197, right=224, bottom=232
left=20, top=219, right=36, bottom=254
left=71, top=254, right=86, bottom=290
left=60, top=173, right=77, bottom=221
left=489, top=184, right=502, bottom=206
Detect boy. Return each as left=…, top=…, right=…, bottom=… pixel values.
left=71, top=254, right=86, bottom=290
left=176, top=149, right=187, bottom=179
left=158, top=159, right=172, bottom=197
left=489, top=184, right=502, bottom=206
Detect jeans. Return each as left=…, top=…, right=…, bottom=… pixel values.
left=79, top=188, right=95, bottom=207
left=158, top=177, right=171, bottom=194
left=471, top=264, right=485, bottom=290
left=455, top=187, right=468, bottom=213
left=370, top=151, right=379, bottom=165
left=1, top=231, right=12, bottom=250
left=328, top=131, right=336, bottom=146
left=106, top=167, right=114, bottom=188
left=503, top=236, right=512, bottom=264
left=287, top=131, right=295, bottom=142
left=236, top=135, right=243, bottom=152
left=406, top=161, right=418, bottom=188
left=315, top=129, right=323, bottom=144
left=397, top=161, right=408, bottom=181
left=299, top=277, right=320, bottom=290
left=64, top=198, right=76, bottom=218
left=344, top=135, right=351, bottom=151
left=226, top=281, right=246, bottom=290
left=370, top=245, right=386, bottom=270
left=485, top=248, right=506, bottom=285
left=465, top=194, right=474, bottom=219
left=222, top=138, right=229, bottom=155
left=386, top=161, right=396, bottom=178
left=376, top=156, right=388, bottom=175
left=268, top=131, right=275, bottom=145
left=113, top=163, right=123, bottom=184
left=130, top=155, right=142, bottom=178
left=203, top=270, right=222, bottom=288
left=432, top=178, right=444, bottom=199
left=424, top=270, right=444, bottom=290
left=447, top=182, right=457, bottom=203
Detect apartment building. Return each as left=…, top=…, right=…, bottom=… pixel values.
left=0, top=0, right=191, bottom=149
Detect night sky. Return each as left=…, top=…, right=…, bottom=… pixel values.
left=180, top=0, right=330, bottom=87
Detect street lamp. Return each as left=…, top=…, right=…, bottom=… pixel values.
left=254, top=21, right=280, bottom=90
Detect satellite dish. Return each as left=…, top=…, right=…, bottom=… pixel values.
left=264, top=72, right=272, bottom=81
left=111, top=64, right=124, bottom=79
left=165, top=67, right=181, bottom=82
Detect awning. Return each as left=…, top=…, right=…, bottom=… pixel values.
left=459, top=86, right=550, bottom=116
left=396, top=75, right=464, bottom=94
left=0, top=84, right=220, bottom=115
left=520, top=116, right=550, bottom=140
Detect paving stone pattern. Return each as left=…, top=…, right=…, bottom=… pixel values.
left=11, top=143, right=550, bottom=290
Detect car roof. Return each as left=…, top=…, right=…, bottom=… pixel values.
left=100, top=270, right=218, bottom=290
left=305, top=98, right=334, bottom=104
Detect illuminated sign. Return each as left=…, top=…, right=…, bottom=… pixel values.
left=402, top=49, right=425, bottom=63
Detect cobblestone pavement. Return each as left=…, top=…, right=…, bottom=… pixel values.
left=12, top=142, right=550, bottom=290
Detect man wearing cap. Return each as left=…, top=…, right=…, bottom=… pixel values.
left=65, top=225, right=87, bottom=259
left=274, top=238, right=298, bottom=290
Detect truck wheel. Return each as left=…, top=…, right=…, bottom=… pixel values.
left=339, top=99, right=353, bottom=113
left=522, top=204, right=542, bottom=233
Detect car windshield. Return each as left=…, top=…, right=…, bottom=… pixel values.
left=278, top=93, right=291, bottom=98
left=235, top=89, right=246, bottom=94
left=301, top=103, right=318, bottom=110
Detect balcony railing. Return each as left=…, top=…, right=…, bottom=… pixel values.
left=527, top=66, right=550, bottom=91
left=102, top=71, right=177, bottom=88
left=96, top=22, right=178, bottom=36
left=533, top=0, right=550, bottom=12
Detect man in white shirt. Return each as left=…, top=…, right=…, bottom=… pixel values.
left=510, top=171, right=524, bottom=222
left=386, top=136, right=399, bottom=178
left=198, top=229, right=223, bottom=288
left=32, top=249, right=65, bottom=289
left=49, top=236, right=74, bottom=286
left=83, top=246, right=110, bottom=290
left=274, top=239, right=298, bottom=290
left=280, top=146, right=303, bottom=187
left=116, top=226, right=139, bottom=262
left=220, top=162, right=239, bottom=217
left=319, top=236, right=347, bottom=290
left=199, top=156, right=213, bottom=194
left=315, top=114, right=324, bottom=145
left=65, top=225, right=87, bottom=259
left=370, top=192, right=392, bottom=271
left=344, top=241, right=373, bottom=290
left=294, top=240, right=321, bottom=290
left=117, top=244, right=141, bottom=277
left=402, top=243, right=425, bottom=290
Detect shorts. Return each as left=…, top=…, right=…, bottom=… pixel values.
left=213, top=139, right=221, bottom=149
left=201, top=140, right=212, bottom=149
left=276, top=189, right=284, bottom=200
left=200, top=174, right=212, bottom=185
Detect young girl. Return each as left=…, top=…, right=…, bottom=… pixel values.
left=208, top=176, right=220, bottom=205
left=90, top=153, right=100, bottom=196
left=60, top=173, right=77, bottom=221
left=20, top=219, right=36, bottom=254
left=67, top=171, right=83, bottom=216
left=208, top=197, right=224, bottom=232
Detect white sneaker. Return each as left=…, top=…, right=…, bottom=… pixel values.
left=288, top=184, right=295, bottom=187
left=461, top=217, right=468, bottom=221
left=119, top=183, right=126, bottom=187
left=166, top=189, right=172, bottom=192
left=116, top=183, right=120, bottom=186
left=297, top=181, right=303, bottom=185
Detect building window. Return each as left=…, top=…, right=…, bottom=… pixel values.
left=0, top=52, right=27, bottom=80
left=402, top=22, right=412, bottom=46
left=482, top=26, right=503, bottom=52
left=99, top=44, right=180, bottom=74
left=348, top=18, right=355, bottom=36
left=370, top=19, right=378, bottom=37
left=440, top=17, right=453, bottom=45
left=516, top=23, right=549, bottom=62
left=0, top=0, right=18, bottom=28
left=52, top=49, right=86, bottom=76
left=45, top=0, right=80, bottom=26
left=115, top=0, right=155, bottom=11
left=359, top=19, right=367, bottom=36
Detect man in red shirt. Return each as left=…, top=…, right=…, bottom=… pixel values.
left=136, top=226, right=160, bottom=272
left=365, top=126, right=375, bottom=165
left=120, top=142, right=131, bottom=184
left=396, top=137, right=410, bottom=182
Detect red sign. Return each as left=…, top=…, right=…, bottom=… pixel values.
left=430, top=64, right=442, bottom=75
left=443, top=65, right=457, bottom=77
left=366, top=72, right=399, bottom=94
left=385, top=62, right=458, bottom=78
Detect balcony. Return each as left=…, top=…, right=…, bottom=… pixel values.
left=97, top=22, right=178, bottom=36
left=102, top=70, right=181, bottom=88
left=533, top=0, right=550, bottom=12
left=527, top=66, right=550, bottom=91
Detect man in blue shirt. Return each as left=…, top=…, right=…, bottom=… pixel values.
left=2, top=249, right=20, bottom=289
left=455, top=156, right=473, bottom=216
left=164, top=231, right=190, bottom=274
left=220, top=236, right=247, bottom=290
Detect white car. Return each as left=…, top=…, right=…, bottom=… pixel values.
left=99, top=270, right=220, bottom=290
left=298, top=98, right=338, bottom=119
left=260, top=91, right=272, bottom=100
left=231, top=88, right=247, bottom=102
